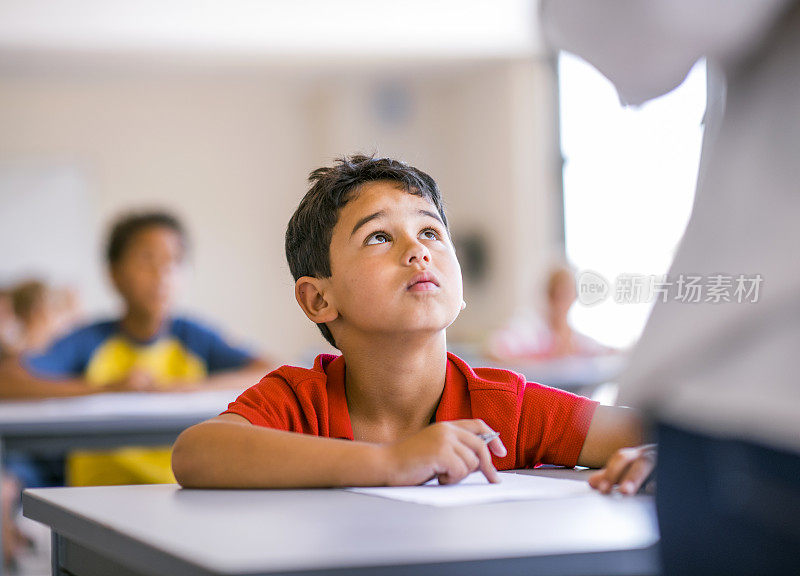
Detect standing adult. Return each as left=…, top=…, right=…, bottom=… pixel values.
left=542, top=1, right=800, bottom=573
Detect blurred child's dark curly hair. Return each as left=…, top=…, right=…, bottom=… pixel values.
left=106, top=211, right=187, bottom=265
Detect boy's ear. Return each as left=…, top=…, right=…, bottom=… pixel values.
left=295, top=276, right=338, bottom=325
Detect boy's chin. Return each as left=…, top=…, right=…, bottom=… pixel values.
left=138, top=304, right=171, bottom=320
left=349, top=323, right=450, bottom=341
left=383, top=321, right=455, bottom=340
left=395, top=309, right=460, bottom=330
left=339, top=307, right=460, bottom=342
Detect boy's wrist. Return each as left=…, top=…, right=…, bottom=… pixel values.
left=350, top=441, right=395, bottom=487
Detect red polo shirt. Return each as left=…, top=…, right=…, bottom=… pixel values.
left=223, top=352, right=598, bottom=469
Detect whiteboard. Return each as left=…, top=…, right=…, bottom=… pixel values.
left=0, top=164, right=112, bottom=313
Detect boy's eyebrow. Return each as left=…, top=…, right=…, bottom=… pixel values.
left=350, top=210, right=386, bottom=238
left=419, top=209, right=444, bottom=226
left=350, top=208, right=445, bottom=238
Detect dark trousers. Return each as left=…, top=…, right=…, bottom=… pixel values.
left=656, top=423, right=800, bottom=575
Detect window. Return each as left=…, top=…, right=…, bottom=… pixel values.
left=559, top=52, right=707, bottom=349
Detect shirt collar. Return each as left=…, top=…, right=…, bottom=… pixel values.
left=322, top=351, right=472, bottom=441
left=320, top=354, right=353, bottom=440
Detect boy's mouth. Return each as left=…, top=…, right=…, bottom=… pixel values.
left=407, top=272, right=440, bottom=292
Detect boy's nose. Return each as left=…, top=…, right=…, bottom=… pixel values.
left=403, top=239, right=431, bottom=266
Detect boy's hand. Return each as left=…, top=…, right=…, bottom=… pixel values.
left=163, top=380, right=204, bottom=393
left=106, top=369, right=159, bottom=392
left=380, top=419, right=507, bottom=486
left=588, top=444, right=656, bottom=495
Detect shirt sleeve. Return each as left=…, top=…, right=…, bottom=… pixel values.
left=221, top=375, right=302, bottom=431
left=517, top=383, right=599, bottom=468
left=204, top=330, right=255, bottom=373
left=174, top=318, right=255, bottom=373
left=22, top=330, right=92, bottom=379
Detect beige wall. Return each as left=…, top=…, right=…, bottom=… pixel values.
left=0, top=61, right=559, bottom=362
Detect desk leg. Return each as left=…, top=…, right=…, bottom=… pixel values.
left=52, top=532, right=69, bottom=576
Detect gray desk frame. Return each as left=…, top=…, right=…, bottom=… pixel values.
left=24, top=469, right=661, bottom=576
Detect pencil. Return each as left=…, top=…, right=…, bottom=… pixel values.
left=478, top=431, right=500, bottom=443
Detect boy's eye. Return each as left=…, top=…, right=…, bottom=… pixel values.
left=365, top=232, right=391, bottom=245
left=420, top=228, right=439, bottom=241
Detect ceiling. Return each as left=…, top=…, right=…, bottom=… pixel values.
left=0, top=0, right=545, bottom=72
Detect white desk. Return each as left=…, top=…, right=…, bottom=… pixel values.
left=23, top=469, right=661, bottom=576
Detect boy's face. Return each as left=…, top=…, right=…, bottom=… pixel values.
left=322, top=181, right=463, bottom=343
left=111, top=226, right=184, bottom=320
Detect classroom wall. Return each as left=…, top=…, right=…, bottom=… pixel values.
left=307, top=61, right=562, bottom=343
left=438, top=61, right=561, bottom=340
left=0, top=60, right=560, bottom=362
left=0, top=71, right=315, bottom=360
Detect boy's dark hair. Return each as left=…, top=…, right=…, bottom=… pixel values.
left=10, top=280, right=48, bottom=323
left=106, top=211, right=187, bottom=265
left=286, top=154, right=448, bottom=349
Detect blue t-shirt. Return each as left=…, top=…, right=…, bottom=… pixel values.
left=24, top=317, right=254, bottom=387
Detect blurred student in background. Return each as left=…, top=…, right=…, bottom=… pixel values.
left=0, top=290, right=18, bottom=359
left=0, top=210, right=274, bottom=487
left=0, top=281, right=81, bottom=567
left=487, top=265, right=612, bottom=361
left=1, top=474, right=30, bottom=569
left=9, top=280, right=82, bottom=355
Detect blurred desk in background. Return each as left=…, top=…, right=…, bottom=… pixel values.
left=448, top=344, right=627, bottom=398
left=0, top=389, right=238, bottom=455
left=498, top=355, right=626, bottom=402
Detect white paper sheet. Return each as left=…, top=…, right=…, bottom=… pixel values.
left=346, top=472, right=593, bottom=507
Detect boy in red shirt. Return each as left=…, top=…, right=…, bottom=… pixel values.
left=172, top=155, right=645, bottom=488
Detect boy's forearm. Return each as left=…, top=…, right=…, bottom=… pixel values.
left=0, top=360, right=95, bottom=399
left=172, top=419, right=390, bottom=488
left=576, top=405, right=645, bottom=468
